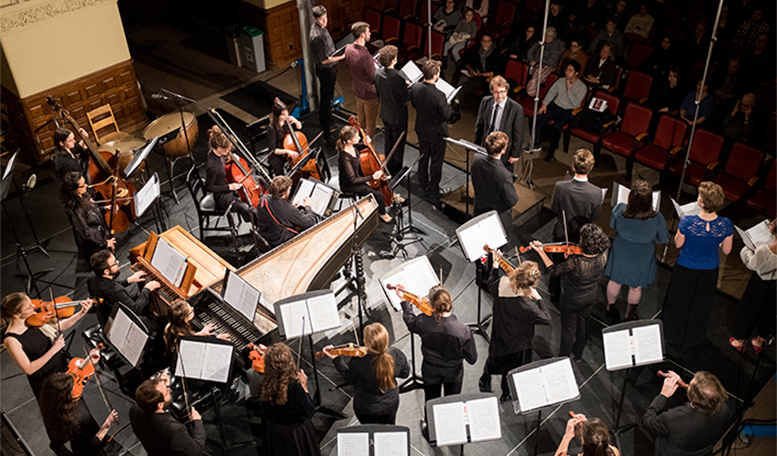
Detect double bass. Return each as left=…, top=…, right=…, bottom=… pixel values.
left=348, top=116, right=393, bottom=207
left=46, top=97, right=136, bottom=233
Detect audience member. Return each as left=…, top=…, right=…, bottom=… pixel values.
left=507, top=23, right=539, bottom=61
left=569, top=0, right=605, bottom=31
left=590, top=18, right=624, bottom=58
left=345, top=22, right=380, bottom=140
left=465, top=0, right=489, bottom=22
left=583, top=42, right=618, bottom=89
left=555, top=414, right=621, bottom=456
left=474, top=76, right=524, bottom=170
left=711, top=57, right=748, bottom=118
left=560, top=39, right=589, bottom=75
left=444, top=8, right=479, bottom=65
left=716, top=6, right=734, bottom=42
left=547, top=1, right=571, bottom=40
left=679, top=20, right=709, bottom=70
left=623, top=3, right=654, bottom=42
left=647, top=67, right=684, bottom=114
left=459, top=33, right=504, bottom=94
left=610, top=0, right=630, bottom=31
left=679, top=81, right=715, bottom=126
left=742, top=33, right=775, bottom=85
left=525, top=27, right=565, bottom=96
left=722, top=93, right=757, bottom=146
left=639, top=36, right=677, bottom=79
left=433, top=0, right=461, bottom=33
left=733, top=7, right=770, bottom=47
left=471, top=131, right=519, bottom=228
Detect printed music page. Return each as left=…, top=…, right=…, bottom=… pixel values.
left=671, top=198, right=701, bottom=218
left=382, top=259, right=438, bottom=311
left=309, top=183, right=334, bottom=217
left=512, top=368, right=547, bottom=412
left=458, top=226, right=486, bottom=262
left=400, top=60, right=423, bottom=84
left=305, top=293, right=340, bottom=334
left=200, top=343, right=234, bottom=383
left=433, top=402, right=468, bottom=446
left=374, top=431, right=408, bottom=456
left=737, top=219, right=774, bottom=250
left=107, top=309, right=148, bottom=367
left=603, top=329, right=633, bottom=370
left=478, top=215, right=508, bottom=252
left=633, top=325, right=664, bottom=366
left=466, top=397, right=501, bottom=442
left=176, top=339, right=206, bottom=379
left=150, top=239, right=187, bottom=287
left=279, top=300, right=311, bottom=338
left=337, top=432, right=369, bottom=456
left=135, top=173, right=160, bottom=217
left=292, top=179, right=316, bottom=207
left=541, top=359, right=579, bottom=405
left=223, top=271, right=261, bottom=321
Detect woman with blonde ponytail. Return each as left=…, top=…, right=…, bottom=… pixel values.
left=555, top=415, right=620, bottom=456
left=322, top=323, right=409, bottom=424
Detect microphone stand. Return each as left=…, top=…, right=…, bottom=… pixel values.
left=155, top=89, right=196, bottom=204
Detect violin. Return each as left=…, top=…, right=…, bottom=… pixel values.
left=280, top=100, right=321, bottom=182
left=46, top=96, right=137, bottom=234
left=315, top=343, right=368, bottom=359
left=348, top=116, right=393, bottom=207
left=483, top=245, right=515, bottom=274
left=386, top=284, right=434, bottom=316
left=68, top=343, right=102, bottom=400
left=26, top=297, right=96, bottom=327
left=519, top=243, right=584, bottom=255
left=657, top=370, right=689, bottom=389
left=247, top=343, right=265, bottom=373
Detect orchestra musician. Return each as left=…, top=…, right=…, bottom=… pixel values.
left=471, top=131, right=519, bottom=230
left=336, top=126, right=393, bottom=223
left=52, top=127, right=91, bottom=184
left=130, top=371, right=206, bottom=456
left=266, top=99, right=303, bottom=177
left=309, top=5, right=345, bottom=144
left=255, top=175, right=318, bottom=249
left=479, top=260, right=550, bottom=401
left=163, top=300, right=229, bottom=360
left=531, top=223, right=610, bottom=361
left=1, top=292, right=92, bottom=398
left=60, top=171, right=116, bottom=260
left=38, top=372, right=118, bottom=456
left=259, top=343, right=321, bottom=456
left=374, top=45, right=409, bottom=178
left=322, top=323, right=410, bottom=425
left=205, top=125, right=260, bottom=225
left=555, top=414, right=621, bottom=456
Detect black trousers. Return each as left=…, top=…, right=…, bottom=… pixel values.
left=481, top=350, right=532, bottom=397
left=383, top=120, right=407, bottom=177
left=421, top=362, right=463, bottom=404
left=316, top=65, right=337, bottom=136
left=559, top=297, right=595, bottom=360
left=662, top=265, right=719, bottom=349
left=355, top=409, right=398, bottom=425
left=732, top=273, right=776, bottom=340
left=348, top=183, right=388, bottom=215
left=417, top=134, right=446, bottom=194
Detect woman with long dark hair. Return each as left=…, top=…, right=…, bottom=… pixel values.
left=532, top=224, right=610, bottom=360
left=336, top=125, right=392, bottom=223
left=507, top=23, right=539, bottom=61
left=60, top=171, right=115, bottom=259
left=267, top=99, right=303, bottom=177
left=205, top=125, right=260, bottom=225
left=38, top=373, right=118, bottom=456
left=604, top=180, right=669, bottom=322
left=322, top=323, right=410, bottom=424
left=163, top=300, right=229, bottom=358
left=259, top=343, right=321, bottom=456
left=555, top=414, right=620, bottom=456
left=639, top=36, right=677, bottom=79
left=52, top=127, right=91, bottom=183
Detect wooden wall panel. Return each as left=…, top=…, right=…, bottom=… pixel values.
left=2, top=59, right=147, bottom=164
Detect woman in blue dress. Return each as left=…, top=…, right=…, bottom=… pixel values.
left=662, top=181, right=734, bottom=350
left=604, top=180, right=669, bottom=323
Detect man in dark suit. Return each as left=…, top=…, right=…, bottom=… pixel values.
left=410, top=60, right=454, bottom=199
left=130, top=374, right=206, bottom=456
left=88, top=250, right=160, bottom=326
left=374, top=45, right=409, bottom=177
left=583, top=42, right=618, bottom=89
left=471, top=131, right=519, bottom=230
left=474, top=76, right=524, bottom=171
left=642, top=370, right=734, bottom=456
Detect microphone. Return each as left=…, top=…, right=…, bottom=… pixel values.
left=151, top=93, right=171, bottom=101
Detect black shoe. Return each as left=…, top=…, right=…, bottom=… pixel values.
left=544, top=154, right=555, bottom=162
left=500, top=393, right=511, bottom=402
left=606, top=307, right=622, bottom=325
left=478, top=374, right=492, bottom=393
left=420, top=420, right=430, bottom=441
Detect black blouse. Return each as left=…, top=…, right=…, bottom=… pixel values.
left=332, top=347, right=410, bottom=415
left=4, top=328, right=68, bottom=397
left=260, top=382, right=316, bottom=425
left=337, top=149, right=370, bottom=192
left=267, top=123, right=290, bottom=173
left=48, top=399, right=104, bottom=456
left=549, top=253, right=608, bottom=306
left=70, top=204, right=110, bottom=260
left=53, top=145, right=90, bottom=182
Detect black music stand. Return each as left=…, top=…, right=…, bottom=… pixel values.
left=445, top=138, right=487, bottom=220
left=383, top=157, right=426, bottom=259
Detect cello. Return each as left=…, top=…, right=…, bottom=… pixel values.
left=283, top=117, right=322, bottom=181
left=208, top=127, right=265, bottom=208
left=348, top=116, right=393, bottom=207
left=46, top=97, right=136, bottom=233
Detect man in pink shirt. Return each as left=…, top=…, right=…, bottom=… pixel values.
left=345, top=22, right=380, bottom=140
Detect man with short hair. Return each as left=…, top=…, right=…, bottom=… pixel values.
left=475, top=76, right=524, bottom=170
left=679, top=81, right=716, bottom=126
left=345, top=21, right=380, bottom=140
left=310, top=5, right=345, bottom=143
left=130, top=374, right=206, bottom=456
left=88, top=249, right=160, bottom=326
left=734, top=7, right=770, bottom=47
left=623, top=3, right=654, bottom=41
left=471, top=131, right=519, bottom=230
left=583, top=42, right=618, bottom=88
left=375, top=45, right=409, bottom=177
left=642, top=370, right=734, bottom=456
left=410, top=60, right=454, bottom=200
left=590, top=18, right=624, bottom=57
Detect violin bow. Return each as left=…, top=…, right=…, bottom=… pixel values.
left=49, top=288, right=62, bottom=338
left=85, top=345, right=115, bottom=420
left=562, top=209, right=570, bottom=249
left=351, top=317, right=360, bottom=347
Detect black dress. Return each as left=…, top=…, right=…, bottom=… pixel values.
left=48, top=399, right=105, bottom=456
left=267, top=123, right=291, bottom=177
left=337, top=149, right=387, bottom=215
left=53, top=145, right=90, bottom=182
left=260, top=382, right=321, bottom=456
left=4, top=328, right=68, bottom=398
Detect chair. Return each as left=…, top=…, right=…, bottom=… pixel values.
left=688, top=61, right=713, bottom=86
left=425, top=30, right=446, bottom=60
left=185, top=167, right=241, bottom=258
left=745, top=160, right=776, bottom=219
left=520, top=73, right=558, bottom=118
left=418, top=1, right=438, bottom=26
left=397, top=20, right=423, bottom=63
left=86, top=104, right=125, bottom=144
left=763, top=115, right=776, bottom=156
left=504, top=59, right=529, bottom=97
left=396, top=0, right=417, bottom=20
left=515, top=0, right=543, bottom=24
left=564, top=90, right=621, bottom=160
left=363, top=7, right=383, bottom=37
left=711, top=142, right=763, bottom=206
left=634, top=113, right=689, bottom=188
left=483, top=1, right=517, bottom=41
left=601, top=101, right=654, bottom=180
left=382, top=15, right=402, bottom=44
left=668, top=129, right=724, bottom=187
left=626, top=42, right=653, bottom=69
left=621, top=70, right=652, bottom=103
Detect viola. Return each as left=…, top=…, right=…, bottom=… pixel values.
left=519, top=243, right=584, bottom=255
left=26, top=297, right=96, bottom=327
left=68, top=343, right=102, bottom=400
left=315, top=343, right=368, bottom=359
left=348, top=116, right=393, bottom=207
left=247, top=343, right=265, bottom=373
left=657, top=370, right=689, bottom=389
left=386, top=284, right=434, bottom=316
left=483, top=245, right=515, bottom=274
left=46, top=96, right=137, bottom=234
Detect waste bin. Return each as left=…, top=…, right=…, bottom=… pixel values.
left=240, top=26, right=266, bottom=73
left=224, top=24, right=243, bottom=67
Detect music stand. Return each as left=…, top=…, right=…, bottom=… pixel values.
left=155, top=89, right=196, bottom=204
left=455, top=211, right=508, bottom=343
left=445, top=138, right=487, bottom=219
left=379, top=257, right=440, bottom=393
left=602, top=320, right=665, bottom=434
left=426, top=392, right=501, bottom=455
left=124, top=136, right=158, bottom=178
left=274, top=290, right=347, bottom=419
left=134, top=173, right=166, bottom=233
left=336, top=425, right=411, bottom=456
left=383, top=156, right=426, bottom=259
left=103, top=303, right=150, bottom=369
left=508, top=357, right=581, bottom=456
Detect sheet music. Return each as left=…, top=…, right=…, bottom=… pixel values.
left=176, top=339, right=234, bottom=383
left=107, top=308, right=148, bottom=367
left=671, top=198, right=701, bottom=218
left=541, top=359, right=579, bottom=405
left=337, top=432, right=369, bottom=456
left=135, top=173, right=160, bottom=217
left=633, top=325, right=663, bottom=365
left=433, top=402, right=468, bottom=446
left=434, top=78, right=461, bottom=103
left=279, top=300, right=311, bottom=338
left=466, top=397, right=501, bottom=442
left=736, top=219, right=774, bottom=251
left=305, top=293, right=340, bottom=333
left=374, top=432, right=408, bottom=456
left=292, top=179, right=316, bottom=206
left=223, top=270, right=261, bottom=322
left=512, top=368, right=547, bottom=412
left=612, top=182, right=661, bottom=211
left=201, top=343, right=233, bottom=383
left=601, top=187, right=608, bottom=203
left=150, top=239, right=187, bottom=287
left=382, top=259, right=439, bottom=311
left=310, top=183, right=334, bottom=216
left=176, top=339, right=205, bottom=379
left=400, top=60, right=423, bottom=84
left=458, top=214, right=507, bottom=262
left=603, top=329, right=632, bottom=370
